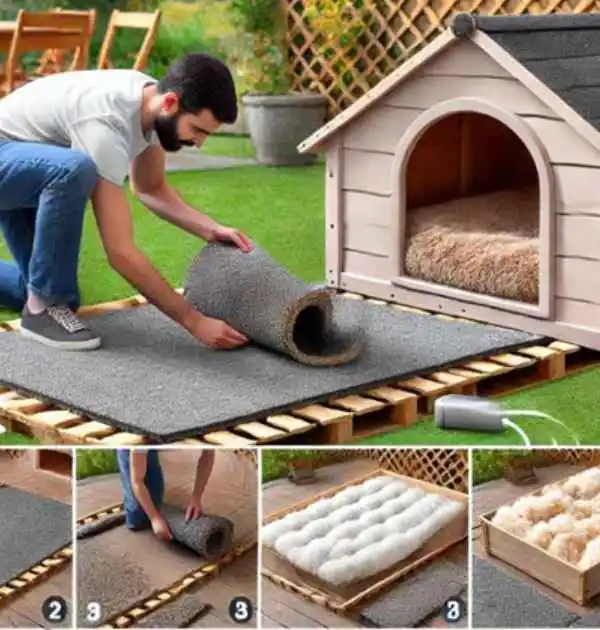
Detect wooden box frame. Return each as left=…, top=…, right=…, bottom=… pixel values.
left=261, top=468, right=468, bottom=612
left=480, top=467, right=600, bottom=605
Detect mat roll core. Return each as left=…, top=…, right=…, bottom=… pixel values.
left=183, top=242, right=364, bottom=366
left=163, top=506, right=235, bottom=562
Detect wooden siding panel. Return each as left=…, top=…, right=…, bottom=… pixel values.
left=556, top=257, right=600, bottom=304
left=557, top=215, right=600, bottom=260
left=343, top=250, right=393, bottom=278
left=342, top=149, right=393, bottom=195
left=554, top=165, right=600, bottom=215
left=384, top=75, right=555, bottom=118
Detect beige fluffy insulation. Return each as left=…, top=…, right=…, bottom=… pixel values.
left=405, top=187, right=539, bottom=303
left=491, top=467, right=600, bottom=569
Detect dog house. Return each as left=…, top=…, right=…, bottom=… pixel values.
left=298, top=12, right=600, bottom=350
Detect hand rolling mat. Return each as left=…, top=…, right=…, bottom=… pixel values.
left=0, top=271, right=543, bottom=441
left=0, top=485, right=71, bottom=586
left=134, top=591, right=212, bottom=628
left=472, top=557, right=580, bottom=628
left=359, top=559, right=467, bottom=628
left=184, top=243, right=364, bottom=366
left=163, top=505, right=235, bottom=562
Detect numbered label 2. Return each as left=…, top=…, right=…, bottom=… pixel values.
left=42, top=596, right=68, bottom=624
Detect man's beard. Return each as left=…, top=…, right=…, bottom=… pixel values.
left=154, top=114, right=194, bottom=152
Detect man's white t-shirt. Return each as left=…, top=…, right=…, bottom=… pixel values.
left=0, top=69, right=162, bottom=186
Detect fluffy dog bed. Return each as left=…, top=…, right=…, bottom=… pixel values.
left=261, top=475, right=465, bottom=586
left=404, top=186, right=539, bottom=303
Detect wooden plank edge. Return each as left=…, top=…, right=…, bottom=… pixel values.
left=104, top=540, right=256, bottom=628
left=0, top=544, right=73, bottom=605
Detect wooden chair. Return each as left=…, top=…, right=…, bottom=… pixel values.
left=1, top=10, right=93, bottom=94
left=36, top=8, right=97, bottom=76
left=97, top=9, right=161, bottom=72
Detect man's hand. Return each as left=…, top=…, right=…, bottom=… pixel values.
left=151, top=515, right=173, bottom=541
left=208, top=224, right=253, bottom=252
left=186, top=312, right=248, bottom=349
left=185, top=498, right=203, bottom=522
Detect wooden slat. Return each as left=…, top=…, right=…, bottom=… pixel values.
left=235, top=421, right=286, bottom=441
left=366, top=386, right=416, bottom=404
left=28, top=409, right=84, bottom=427
left=59, top=421, right=115, bottom=440
left=330, top=395, right=386, bottom=415
left=488, top=353, right=535, bottom=368
left=549, top=340, right=580, bottom=354
left=518, top=346, right=559, bottom=360
left=99, top=433, right=147, bottom=445
left=292, top=404, right=352, bottom=425
left=266, top=414, right=313, bottom=432
left=0, top=398, right=48, bottom=414
left=397, top=376, right=448, bottom=394
left=202, top=431, right=256, bottom=446
left=463, top=360, right=509, bottom=375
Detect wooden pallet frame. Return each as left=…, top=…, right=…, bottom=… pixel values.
left=0, top=485, right=72, bottom=607
left=76, top=501, right=257, bottom=628
left=0, top=292, right=597, bottom=447
left=480, top=466, right=600, bottom=606
left=262, top=468, right=468, bottom=613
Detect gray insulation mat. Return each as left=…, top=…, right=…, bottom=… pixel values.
left=163, top=506, right=235, bottom=562
left=134, top=591, right=212, bottom=628
left=472, top=557, right=580, bottom=628
left=77, top=524, right=207, bottom=627
left=0, top=293, right=542, bottom=441
left=0, top=485, right=71, bottom=586
left=359, top=560, right=468, bottom=628
left=185, top=244, right=363, bottom=366
left=77, top=511, right=126, bottom=539
left=569, top=612, right=600, bottom=627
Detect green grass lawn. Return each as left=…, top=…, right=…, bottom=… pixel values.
left=1, top=138, right=599, bottom=446
left=201, top=134, right=256, bottom=159
left=76, top=448, right=119, bottom=479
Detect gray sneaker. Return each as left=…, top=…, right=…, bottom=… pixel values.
left=20, top=305, right=101, bottom=351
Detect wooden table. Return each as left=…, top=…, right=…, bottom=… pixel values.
left=0, top=22, right=84, bottom=54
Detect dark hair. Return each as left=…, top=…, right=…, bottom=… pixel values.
left=158, top=53, right=238, bottom=124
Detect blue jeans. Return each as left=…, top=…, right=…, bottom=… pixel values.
left=117, top=449, right=165, bottom=530
left=0, top=140, right=98, bottom=311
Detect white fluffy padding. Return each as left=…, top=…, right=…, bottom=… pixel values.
left=262, top=475, right=465, bottom=585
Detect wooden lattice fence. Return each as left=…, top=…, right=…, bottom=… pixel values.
left=283, top=0, right=600, bottom=114
left=318, top=448, right=469, bottom=492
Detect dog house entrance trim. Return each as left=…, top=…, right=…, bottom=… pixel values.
left=389, top=97, right=555, bottom=320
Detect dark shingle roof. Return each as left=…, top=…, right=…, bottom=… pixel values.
left=451, top=12, right=600, bottom=131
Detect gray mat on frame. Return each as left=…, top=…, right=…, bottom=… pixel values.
left=359, top=559, right=467, bottom=627
left=0, top=296, right=542, bottom=440
left=0, top=485, right=71, bottom=585
left=472, top=556, right=579, bottom=628
left=134, top=591, right=212, bottom=627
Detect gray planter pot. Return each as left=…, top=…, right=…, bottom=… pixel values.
left=242, top=92, right=328, bottom=166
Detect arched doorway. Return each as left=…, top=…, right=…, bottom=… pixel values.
left=391, top=98, right=554, bottom=318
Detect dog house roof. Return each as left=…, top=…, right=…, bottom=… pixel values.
left=298, top=12, right=600, bottom=155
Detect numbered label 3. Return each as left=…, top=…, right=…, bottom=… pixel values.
left=444, top=596, right=466, bottom=624
left=229, top=596, right=254, bottom=624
